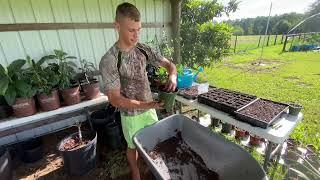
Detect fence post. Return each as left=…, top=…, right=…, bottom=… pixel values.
left=234, top=35, right=238, bottom=53
left=289, top=35, right=295, bottom=51
left=282, top=35, right=288, bottom=52
left=274, top=35, right=278, bottom=45
left=258, top=35, right=262, bottom=47
left=267, top=34, right=271, bottom=46
left=281, top=33, right=284, bottom=44
left=303, top=34, right=306, bottom=43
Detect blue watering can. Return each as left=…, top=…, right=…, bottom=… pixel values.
left=177, top=67, right=204, bottom=89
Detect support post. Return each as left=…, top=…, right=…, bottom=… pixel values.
left=171, top=0, right=182, bottom=64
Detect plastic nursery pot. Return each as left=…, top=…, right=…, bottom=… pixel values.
left=103, top=121, right=123, bottom=150
left=210, top=116, right=220, bottom=127
left=158, top=85, right=178, bottom=112
left=57, top=131, right=97, bottom=176
left=0, top=147, right=12, bottom=180
left=221, top=123, right=232, bottom=134
left=19, top=138, right=43, bottom=163
left=82, top=80, right=100, bottom=100
left=60, top=85, right=81, bottom=106
left=12, top=97, right=37, bottom=118
left=288, top=103, right=303, bottom=116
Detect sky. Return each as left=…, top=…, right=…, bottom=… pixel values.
left=216, top=0, right=316, bottom=21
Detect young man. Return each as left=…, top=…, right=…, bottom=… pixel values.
left=99, top=3, right=177, bottom=180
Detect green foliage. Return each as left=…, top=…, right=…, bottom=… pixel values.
left=43, top=50, right=77, bottom=89
left=156, top=67, right=168, bottom=83
left=0, top=59, right=36, bottom=105
left=181, top=0, right=235, bottom=68
left=79, top=59, right=97, bottom=83
left=25, top=55, right=59, bottom=95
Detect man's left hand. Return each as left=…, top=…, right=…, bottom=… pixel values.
left=164, top=74, right=177, bottom=92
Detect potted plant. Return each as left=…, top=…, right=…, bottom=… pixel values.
left=25, top=56, right=61, bottom=111
left=57, top=122, right=97, bottom=176
left=78, top=59, right=100, bottom=100
left=249, top=134, right=261, bottom=146
left=0, top=59, right=37, bottom=117
left=44, top=50, right=80, bottom=106
left=284, top=138, right=301, bottom=161
left=156, top=67, right=178, bottom=112
left=235, top=127, right=246, bottom=139
left=221, top=122, right=232, bottom=134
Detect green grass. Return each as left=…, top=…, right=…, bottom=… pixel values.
left=205, top=45, right=320, bottom=151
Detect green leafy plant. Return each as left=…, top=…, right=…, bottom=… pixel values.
left=0, top=59, right=36, bottom=105
left=25, top=56, right=59, bottom=95
left=156, top=67, right=168, bottom=84
left=79, top=59, right=97, bottom=84
left=42, top=50, right=77, bottom=89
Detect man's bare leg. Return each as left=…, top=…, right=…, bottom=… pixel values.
left=127, top=148, right=141, bottom=180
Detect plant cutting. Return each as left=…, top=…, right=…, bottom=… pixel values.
left=43, top=50, right=80, bottom=106
left=156, top=67, right=178, bottom=112
left=78, top=59, right=100, bottom=100
left=57, top=121, right=97, bottom=176
left=25, top=56, right=61, bottom=111
left=0, top=59, right=37, bottom=117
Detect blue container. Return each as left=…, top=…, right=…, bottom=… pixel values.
left=291, top=45, right=301, bottom=52
left=177, top=69, right=193, bottom=89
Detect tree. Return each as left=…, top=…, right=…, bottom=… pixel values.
left=302, top=0, right=320, bottom=32
left=274, top=19, right=291, bottom=34
left=181, top=0, right=237, bottom=67
left=233, top=25, right=244, bottom=35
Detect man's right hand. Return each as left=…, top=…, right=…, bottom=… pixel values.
left=149, top=101, right=165, bottom=109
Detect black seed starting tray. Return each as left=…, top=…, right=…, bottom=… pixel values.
left=197, top=88, right=257, bottom=114
left=235, top=98, right=289, bottom=129
left=178, top=86, right=199, bottom=99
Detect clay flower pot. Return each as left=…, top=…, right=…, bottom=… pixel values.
left=235, top=128, right=246, bottom=139
left=60, top=85, right=81, bottom=106
left=249, top=134, right=261, bottom=146
left=12, top=97, right=37, bottom=118
left=82, top=80, right=100, bottom=100
left=37, top=89, right=61, bottom=111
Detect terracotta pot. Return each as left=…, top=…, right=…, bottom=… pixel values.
left=235, top=128, right=246, bottom=139
left=60, top=86, right=81, bottom=106
left=12, top=97, right=37, bottom=118
left=249, top=134, right=261, bottom=146
left=82, top=81, right=100, bottom=100
left=37, top=89, right=61, bottom=111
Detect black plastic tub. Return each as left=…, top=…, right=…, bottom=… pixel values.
left=57, top=131, right=97, bottom=176
left=103, top=121, right=123, bottom=150
left=19, top=138, right=43, bottom=163
left=0, top=147, right=12, bottom=180
left=235, top=98, right=289, bottom=129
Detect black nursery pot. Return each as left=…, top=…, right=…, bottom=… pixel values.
left=19, top=138, right=43, bottom=163
left=0, top=146, right=12, bottom=180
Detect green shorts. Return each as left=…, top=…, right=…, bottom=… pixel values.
left=121, top=109, right=158, bottom=149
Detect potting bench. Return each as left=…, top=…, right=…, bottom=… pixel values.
left=0, top=95, right=108, bottom=146
left=175, top=95, right=303, bottom=171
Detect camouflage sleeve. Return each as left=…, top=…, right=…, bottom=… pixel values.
left=99, top=54, right=120, bottom=92
left=139, top=43, right=164, bottom=67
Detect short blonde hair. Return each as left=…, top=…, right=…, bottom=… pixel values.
left=116, top=3, right=140, bottom=22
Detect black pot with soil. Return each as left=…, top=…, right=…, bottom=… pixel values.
left=57, top=131, right=97, bottom=176
left=210, top=116, right=220, bottom=127
left=103, top=120, right=123, bottom=150
left=221, top=122, right=232, bottom=133
left=158, top=85, right=178, bottom=112
left=288, top=103, right=303, bottom=116
left=0, top=146, right=12, bottom=180
left=18, top=137, right=43, bottom=163
left=0, top=96, right=12, bottom=119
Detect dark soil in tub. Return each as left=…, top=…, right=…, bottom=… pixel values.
left=148, top=131, right=219, bottom=180
left=60, top=134, right=93, bottom=151
left=238, top=99, right=287, bottom=123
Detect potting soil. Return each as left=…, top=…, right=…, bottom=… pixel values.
left=148, top=131, right=219, bottom=180
left=60, top=136, right=91, bottom=151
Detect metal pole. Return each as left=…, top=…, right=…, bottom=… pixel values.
left=259, top=2, right=272, bottom=60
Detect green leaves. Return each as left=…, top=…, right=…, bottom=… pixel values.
left=7, top=59, right=26, bottom=75
left=0, top=77, right=9, bottom=96
left=4, top=85, right=16, bottom=106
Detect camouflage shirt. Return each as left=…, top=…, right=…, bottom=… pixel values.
left=99, top=42, right=163, bottom=116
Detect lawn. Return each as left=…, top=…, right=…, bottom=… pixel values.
left=230, top=35, right=282, bottom=52
left=205, top=45, right=320, bottom=150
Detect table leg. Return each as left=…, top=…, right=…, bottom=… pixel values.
left=264, top=141, right=275, bottom=171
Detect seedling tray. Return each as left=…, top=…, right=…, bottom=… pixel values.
left=178, top=86, right=198, bottom=99
left=235, top=98, right=289, bottom=129
left=197, top=88, right=257, bottom=114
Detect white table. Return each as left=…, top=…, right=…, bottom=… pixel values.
left=0, top=95, right=108, bottom=146
left=175, top=95, right=303, bottom=170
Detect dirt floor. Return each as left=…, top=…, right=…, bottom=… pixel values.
left=10, top=126, right=154, bottom=180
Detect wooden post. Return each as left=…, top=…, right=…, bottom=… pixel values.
left=171, top=0, right=182, bottom=64
left=234, top=35, right=238, bottom=53
left=281, top=34, right=284, bottom=44
left=267, top=34, right=271, bottom=46
left=282, top=35, right=288, bottom=52
left=258, top=35, right=262, bottom=47
left=274, top=35, right=278, bottom=45
left=289, top=35, right=295, bottom=51
left=303, top=34, right=306, bottom=43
